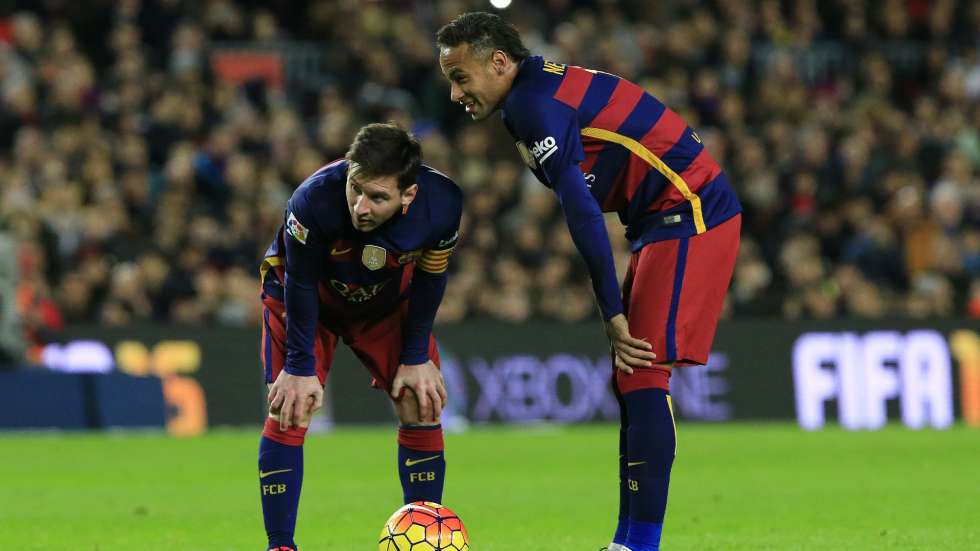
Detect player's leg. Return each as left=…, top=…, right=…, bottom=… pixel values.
left=618, top=376, right=675, bottom=551
left=349, top=309, right=447, bottom=504
left=258, top=294, right=334, bottom=551
left=616, top=214, right=741, bottom=551
left=614, top=240, right=676, bottom=551
left=393, top=380, right=446, bottom=504
left=609, top=257, right=638, bottom=550
left=608, top=372, right=632, bottom=551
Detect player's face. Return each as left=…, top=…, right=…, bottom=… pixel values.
left=439, top=44, right=512, bottom=121
left=345, top=169, right=417, bottom=232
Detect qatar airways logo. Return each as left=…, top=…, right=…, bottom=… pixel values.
left=329, top=279, right=388, bottom=303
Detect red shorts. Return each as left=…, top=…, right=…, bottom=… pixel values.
left=260, top=294, right=440, bottom=392
left=616, top=214, right=741, bottom=394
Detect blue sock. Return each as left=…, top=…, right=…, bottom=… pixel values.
left=613, top=394, right=630, bottom=545
left=397, top=424, right=446, bottom=504
left=623, top=388, right=676, bottom=551
left=259, top=420, right=306, bottom=549
left=626, top=520, right=664, bottom=551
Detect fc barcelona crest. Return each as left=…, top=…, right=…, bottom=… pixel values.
left=361, top=245, right=387, bottom=271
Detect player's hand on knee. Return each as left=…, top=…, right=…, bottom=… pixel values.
left=605, top=314, right=656, bottom=374
left=391, top=361, right=447, bottom=423
left=268, top=371, right=323, bottom=430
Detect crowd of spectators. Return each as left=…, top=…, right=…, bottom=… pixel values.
left=1, top=0, right=979, bottom=362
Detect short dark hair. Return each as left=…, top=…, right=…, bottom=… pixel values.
left=345, top=123, right=421, bottom=191
left=436, top=12, right=530, bottom=62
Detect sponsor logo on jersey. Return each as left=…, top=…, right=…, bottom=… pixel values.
left=530, top=136, right=558, bottom=163
left=285, top=212, right=308, bottom=244
left=329, top=279, right=389, bottom=303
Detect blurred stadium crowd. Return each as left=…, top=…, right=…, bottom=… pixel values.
left=1, top=0, right=979, bottom=364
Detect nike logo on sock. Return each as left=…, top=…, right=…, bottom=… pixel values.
left=259, top=468, right=294, bottom=478
left=627, top=461, right=646, bottom=467
left=405, top=455, right=441, bottom=467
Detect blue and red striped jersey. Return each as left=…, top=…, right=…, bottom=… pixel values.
left=501, top=56, right=741, bottom=248
left=261, top=159, right=462, bottom=375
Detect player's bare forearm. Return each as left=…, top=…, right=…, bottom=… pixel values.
left=268, top=370, right=323, bottom=430
left=390, top=361, right=447, bottom=423
left=605, top=314, right=656, bottom=374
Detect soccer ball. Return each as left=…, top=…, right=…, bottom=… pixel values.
left=378, top=501, right=469, bottom=550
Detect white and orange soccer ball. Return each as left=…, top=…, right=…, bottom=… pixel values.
left=378, top=501, right=469, bottom=551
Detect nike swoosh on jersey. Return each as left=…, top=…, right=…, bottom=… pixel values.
left=259, top=468, right=294, bottom=478
left=404, top=455, right=441, bottom=467
left=330, top=247, right=352, bottom=255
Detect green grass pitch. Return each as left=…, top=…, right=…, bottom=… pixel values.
left=1, top=423, right=977, bottom=550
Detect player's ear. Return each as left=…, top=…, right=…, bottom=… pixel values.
left=491, top=49, right=509, bottom=74
left=400, top=183, right=418, bottom=212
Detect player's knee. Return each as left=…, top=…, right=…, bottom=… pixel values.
left=263, top=397, right=315, bottom=446
left=394, top=392, right=442, bottom=425
left=266, top=386, right=318, bottom=427
left=267, top=405, right=315, bottom=428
